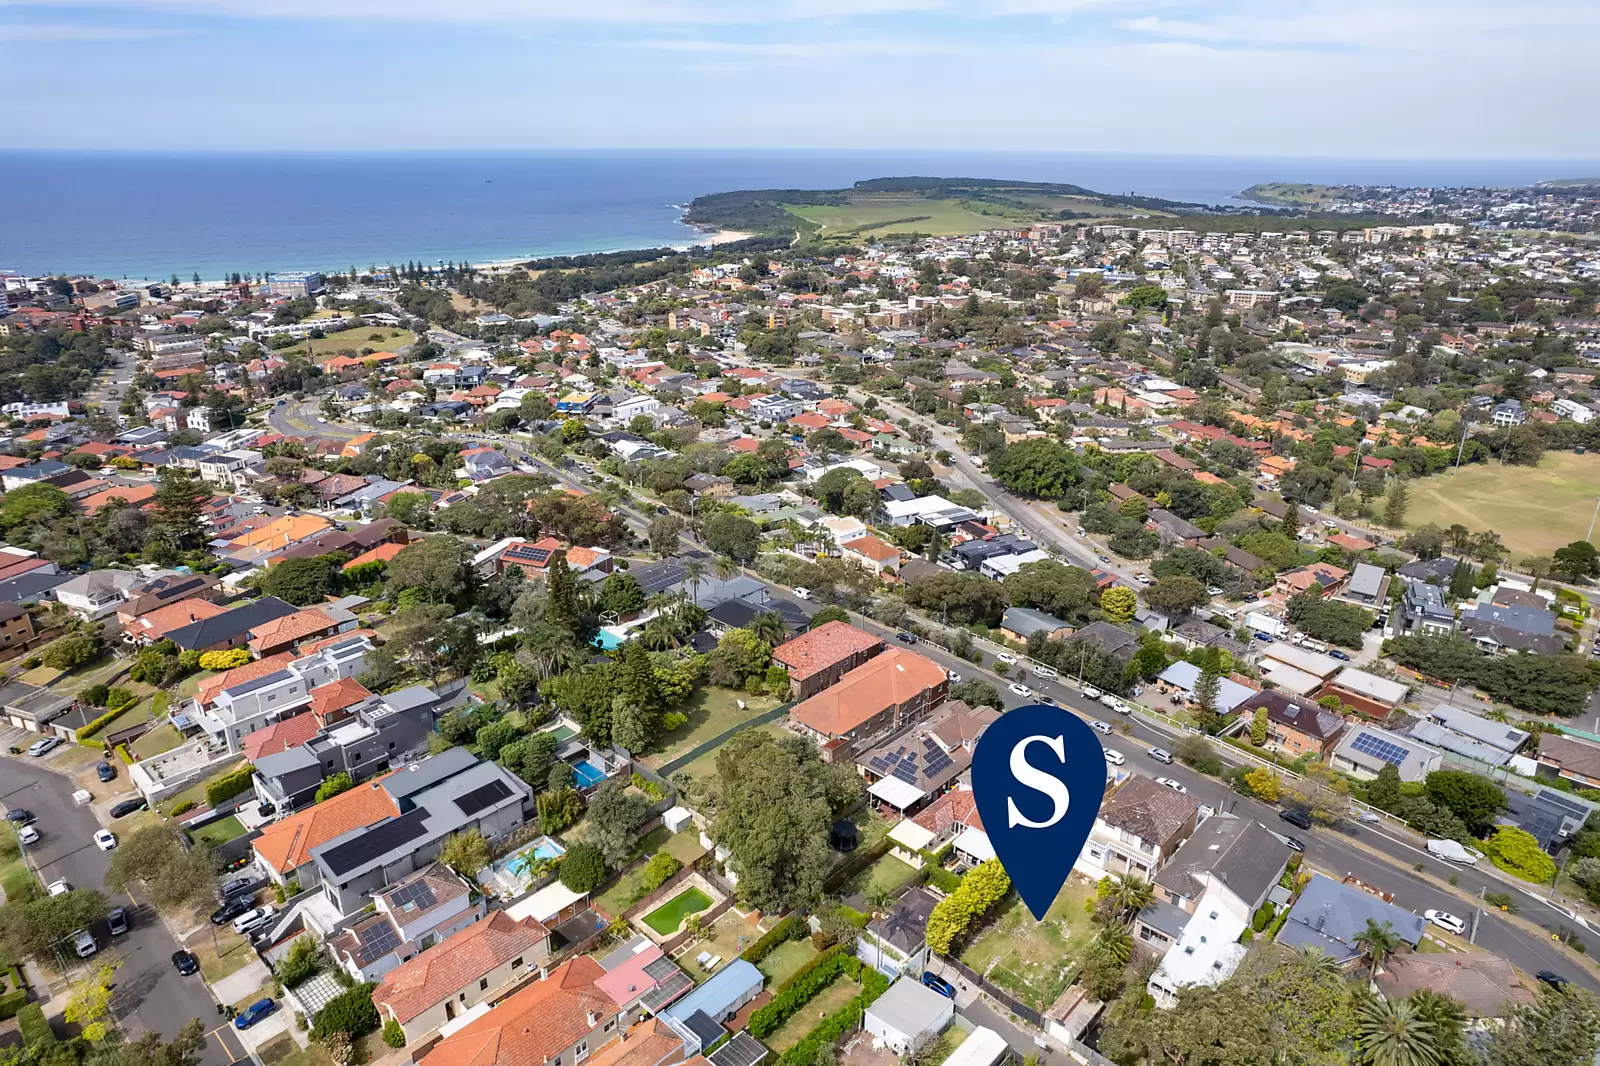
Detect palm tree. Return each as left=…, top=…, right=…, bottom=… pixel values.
left=1353, top=992, right=1440, bottom=1066
left=1105, top=875, right=1155, bottom=924
left=682, top=558, right=707, bottom=607
left=865, top=887, right=896, bottom=917
left=642, top=619, right=678, bottom=651
left=748, top=612, right=787, bottom=647
left=1354, top=919, right=1402, bottom=980
left=1090, top=925, right=1133, bottom=966
left=713, top=554, right=740, bottom=582
left=1294, top=945, right=1344, bottom=981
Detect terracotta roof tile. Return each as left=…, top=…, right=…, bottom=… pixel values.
left=375, top=911, right=552, bottom=1024
left=1099, top=776, right=1197, bottom=845
left=252, top=779, right=400, bottom=876
left=418, top=956, right=613, bottom=1066
left=242, top=713, right=322, bottom=761
left=788, top=648, right=947, bottom=737
left=197, top=652, right=296, bottom=708
left=249, top=608, right=336, bottom=651
left=129, top=598, right=228, bottom=641
left=344, top=542, right=407, bottom=569
left=772, top=621, right=883, bottom=682
left=310, top=677, right=372, bottom=722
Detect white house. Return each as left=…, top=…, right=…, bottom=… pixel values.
left=863, top=978, right=954, bottom=1055
left=612, top=394, right=661, bottom=422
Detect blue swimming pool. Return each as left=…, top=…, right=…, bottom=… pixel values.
left=592, top=630, right=624, bottom=650
left=571, top=760, right=606, bottom=788
left=532, top=838, right=565, bottom=861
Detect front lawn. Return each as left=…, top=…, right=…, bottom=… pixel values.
left=756, top=938, right=817, bottom=987
left=191, top=926, right=257, bottom=983
left=959, top=876, right=1097, bottom=1012
left=0, top=855, right=37, bottom=903
left=643, top=688, right=780, bottom=769
left=676, top=722, right=788, bottom=783
left=158, top=759, right=247, bottom=816
left=192, top=815, right=247, bottom=847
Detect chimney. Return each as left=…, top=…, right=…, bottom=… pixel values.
left=586, top=1011, right=598, bottom=1028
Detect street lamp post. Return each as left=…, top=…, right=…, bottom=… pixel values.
left=1586, top=496, right=1600, bottom=544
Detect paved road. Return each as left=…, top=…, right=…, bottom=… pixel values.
left=266, top=399, right=363, bottom=441
left=830, top=615, right=1600, bottom=992
left=2, top=758, right=246, bottom=1066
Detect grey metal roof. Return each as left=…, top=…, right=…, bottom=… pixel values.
left=167, top=596, right=298, bottom=649
left=380, top=745, right=477, bottom=802
left=1001, top=606, right=1071, bottom=637
left=866, top=978, right=953, bottom=1036
left=254, top=746, right=320, bottom=776
left=382, top=685, right=439, bottom=713
left=1137, top=898, right=1192, bottom=939
left=226, top=669, right=295, bottom=697
left=1275, top=873, right=1425, bottom=964
left=1152, top=814, right=1288, bottom=909
left=1347, top=563, right=1386, bottom=599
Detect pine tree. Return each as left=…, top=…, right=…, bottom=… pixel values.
left=151, top=468, right=210, bottom=550
left=547, top=556, right=581, bottom=637
left=1383, top=478, right=1409, bottom=529
left=1448, top=559, right=1476, bottom=601
left=1281, top=500, right=1300, bottom=541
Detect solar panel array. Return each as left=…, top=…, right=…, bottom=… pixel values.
left=866, top=735, right=955, bottom=786
left=388, top=878, right=438, bottom=915
left=355, top=916, right=402, bottom=964
left=1350, top=731, right=1410, bottom=766
left=634, top=561, right=687, bottom=596
left=710, top=1032, right=769, bottom=1066
left=455, top=779, right=514, bottom=817
left=640, top=963, right=693, bottom=1012
left=321, top=809, right=431, bottom=876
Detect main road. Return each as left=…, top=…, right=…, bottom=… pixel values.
left=2, top=758, right=246, bottom=1066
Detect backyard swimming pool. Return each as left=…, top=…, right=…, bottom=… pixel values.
left=642, top=886, right=713, bottom=936
left=593, top=629, right=625, bottom=650
left=570, top=760, right=606, bottom=788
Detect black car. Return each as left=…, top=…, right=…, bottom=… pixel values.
left=895, top=631, right=917, bottom=644
left=96, top=762, right=116, bottom=783
left=107, top=907, right=129, bottom=936
left=1279, top=808, right=1313, bottom=830
left=211, top=896, right=253, bottom=925
left=1537, top=970, right=1571, bottom=990
left=4, top=809, right=33, bottom=825
left=109, top=798, right=147, bottom=818
left=171, top=950, right=199, bottom=976
left=220, top=875, right=263, bottom=900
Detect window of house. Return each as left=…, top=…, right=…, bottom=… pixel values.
left=389, top=741, right=395, bottom=749
left=352, top=752, right=361, bottom=761
left=479, top=978, right=488, bottom=991
left=575, top=1042, right=588, bottom=1062
left=603, top=1020, right=615, bottom=1033
left=512, top=957, right=523, bottom=969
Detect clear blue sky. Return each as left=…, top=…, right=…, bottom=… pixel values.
left=3, top=0, right=1596, bottom=157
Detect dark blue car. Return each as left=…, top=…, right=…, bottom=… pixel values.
left=234, top=998, right=276, bottom=1030
left=921, top=971, right=956, bottom=999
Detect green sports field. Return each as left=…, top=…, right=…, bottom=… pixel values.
left=1404, top=450, right=1600, bottom=557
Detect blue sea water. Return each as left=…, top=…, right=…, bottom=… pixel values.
left=2, top=150, right=1596, bottom=281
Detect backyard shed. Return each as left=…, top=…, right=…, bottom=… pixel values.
left=864, top=977, right=955, bottom=1054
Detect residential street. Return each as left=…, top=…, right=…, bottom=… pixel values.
left=2, top=757, right=247, bottom=1066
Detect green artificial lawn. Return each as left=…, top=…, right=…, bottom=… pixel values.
left=192, top=815, right=247, bottom=847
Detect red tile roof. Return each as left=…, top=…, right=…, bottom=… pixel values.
left=788, top=648, right=947, bottom=738
left=310, top=677, right=372, bottom=723
left=771, top=621, right=883, bottom=682
left=375, top=911, right=552, bottom=1024
left=248, top=608, right=336, bottom=652
left=197, top=652, right=296, bottom=708
left=418, top=956, right=613, bottom=1066
left=242, top=713, right=322, bottom=761
left=253, top=778, right=401, bottom=875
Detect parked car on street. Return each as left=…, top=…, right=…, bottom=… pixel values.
left=94, top=830, right=117, bottom=851
left=27, top=737, right=61, bottom=757
left=1279, top=808, right=1312, bottom=830
left=172, top=950, right=199, bottom=976
left=1148, top=748, right=1173, bottom=764
left=1090, top=720, right=1113, bottom=735
left=72, top=931, right=96, bottom=958
left=48, top=879, right=71, bottom=897
left=1155, top=777, right=1187, bottom=793
left=1104, top=749, right=1125, bottom=766
left=17, top=825, right=39, bottom=845
left=995, top=653, right=1019, bottom=666
left=5, top=809, right=33, bottom=825
left=1425, top=910, right=1466, bottom=936
left=1082, top=684, right=1103, bottom=699
left=211, top=897, right=253, bottom=925
left=107, top=908, right=129, bottom=936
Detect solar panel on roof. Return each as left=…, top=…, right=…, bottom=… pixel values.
left=388, top=879, right=438, bottom=913
left=455, top=779, right=514, bottom=816
left=357, top=919, right=402, bottom=963
left=640, top=969, right=693, bottom=1012
left=710, top=1032, right=769, bottom=1066
left=1350, top=732, right=1410, bottom=766
left=320, top=809, right=430, bottom=876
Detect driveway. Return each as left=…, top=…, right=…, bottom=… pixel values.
left=2, top=756, right=247, bottom=1066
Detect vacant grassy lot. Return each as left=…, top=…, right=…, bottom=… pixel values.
left=158, top=759, right=246, bottom=816
left=840, top=854, right=918, bottom=903
left=676, top=721, right=788, bottom=783
left=1404, top=450, right=1600, bottom=557
left=644, top=687, right=780, bottom=768
left=959, top=877, right=1097, bottom=1012
left=277, top=328, right=416, bottom=361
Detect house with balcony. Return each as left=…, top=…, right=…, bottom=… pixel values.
left=188, top=634, right=374, bottom=754
left=411, top=956, right=617, bottom=1066
left=1397, top=580, right=1456, bottom=637
left=887, top=787, right=991, bottom=869
left=1072, top=776, right=1199, bottom=883
left=252, top=746, right=530, bottom=918
left=373, top=908, right=553, bottom=1043
left=330, top=862, right=487, bottom=982
left=53, top=569, right=147, bottom=619
left=1139, top=815, right=1290, bottom=1008
left=251, top=684, right=443, bottom=813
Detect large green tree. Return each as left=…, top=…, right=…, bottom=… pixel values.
left=712, top=731, right=862, bottom=913
left=988, top=439, right=1078, bottom=499
left=386, top=535, right=475, bottom=604
left=1485, top=985, right=1600, bottom=1066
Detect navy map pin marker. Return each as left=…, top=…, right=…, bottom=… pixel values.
left=971, top=704, right=1107, bottom=920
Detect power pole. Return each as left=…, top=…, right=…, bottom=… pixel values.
left=1470, top=885, right=1484, bottom=944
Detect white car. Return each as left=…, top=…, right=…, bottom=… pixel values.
left=17, top=825, right=39, bottom=846
left=1155, top=777, right=1188, bottom=794
left=47, top=879, right=71, bottom=897
left=1135, top=572, right=1152, bottom=586
left=1206, top=586, right=1224, bottom=596
left=1090, top=720, right=1113, bottom=735
left=1007, top=683, right=1033, bottom=698
left=1425, top=910, right=1466, bottom=936
left=1082, top=684, right=1103, bottom=700
left=232, top=905, right=278, bottom=936
left=94, top=830, right=117, bottom=851
left=792, top=587, right=811, bottom=600
left=947, top=671, right=963, bottom=685
left=996, top=652, right=1019, bottom=666
left=72, top=930, right=97, bottom=959
left=1104, top=749, right=1125, bottom=766
left=1031, top=664, right=1060, bottom=681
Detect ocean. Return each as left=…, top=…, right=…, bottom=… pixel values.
left=3, top=150, right=1596, bottom=281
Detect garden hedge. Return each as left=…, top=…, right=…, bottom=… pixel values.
left=740, top=913, right=804, bottom=964
left=311, top=985, right=379, bottom=1041
left=205, top=764, right=257, bottom=807
left=0, top=989, right=28, bottom=1021
left=748, top=947, right=853, bottom=1038
left=17, top=1004, right=52, bottom=1048
left=76, top=699, right=140, bottom=743
left=925, top=859, right=1011, bottom=955
left=778, top=968, right=891, bottom=1066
